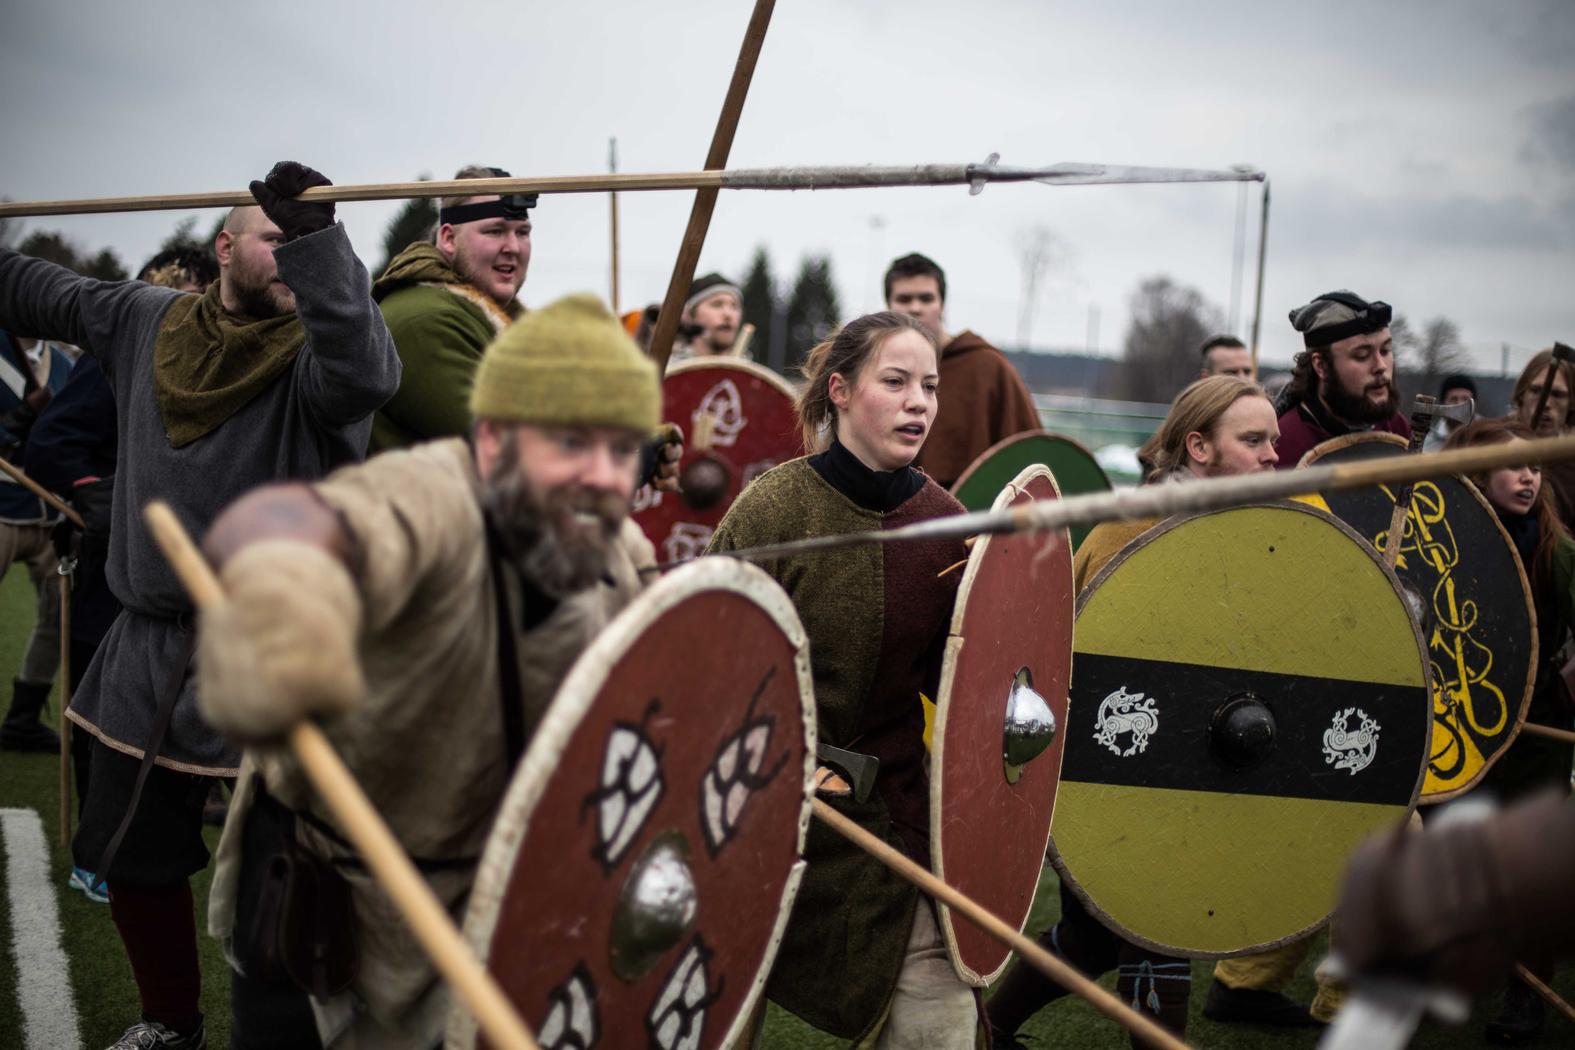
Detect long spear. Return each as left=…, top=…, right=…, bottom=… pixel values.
left=645, top=0, right=777, bottom=374
left=0, top=162, right=1265, bottom=219
left=689, top=433, right=1575, bottom=565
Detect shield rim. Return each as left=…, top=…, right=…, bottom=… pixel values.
left=1300, top=431, right=1539, bottom=803
left=447, top=557, right=819, bottom=1048
left=665, top=354, right=801, bottom=400
left=949, top=429, right=1111, bottom=507
left=931, top=463, right=1072, bottom=985
left=1049, top=500, right=1432, bottom=959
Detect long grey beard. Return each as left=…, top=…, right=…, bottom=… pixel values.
left=481, top=458, right=625, bottom=599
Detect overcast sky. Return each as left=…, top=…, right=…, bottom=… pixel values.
left=3, top=0, right=1571, bottom=375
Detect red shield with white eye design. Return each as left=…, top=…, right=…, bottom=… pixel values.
left=450, top=558, right=816, bottom=1050
left=633, top=358, right=802, bottom=564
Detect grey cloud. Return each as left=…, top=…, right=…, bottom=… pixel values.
left=1277, top=181, right=1573, bottom=253
left=1522, top=94, right=1575, bottom=172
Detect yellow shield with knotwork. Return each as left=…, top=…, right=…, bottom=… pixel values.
left=1300, top=433, right=1537, bottom=801
left=1051, top=504, right=1431, bottom=957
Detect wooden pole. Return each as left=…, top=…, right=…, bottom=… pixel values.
left=646, top=0, right=777, bottom=374
left=57, top=570, right=72, bottom=849
left=609, top=137, right=621, bottom=314
left=140, top=501, right=538, bottom=1050
left=693, top=433, right=1575, bottom=567
left=1520, top=722, right=1575, bottom=745
left=811, top=800, right=1191, bottom=1050
left=0, top=454, right=84, bottom=528
left=1248, top=180, right=1270, bottom=373
left=1516, top=964, right=1575, bottom=1026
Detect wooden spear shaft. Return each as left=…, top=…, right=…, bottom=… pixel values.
left=0, top=454, right=84, bottom=528
left=646, top=0, right=777, bottom=374
left=140, top=501, right=539, bottom=1050
left=58, top=568, right=72, bottom=849
left=812, top=800, right=1191, bottom=1050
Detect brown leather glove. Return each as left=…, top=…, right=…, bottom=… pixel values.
left=197, top=540, right=364, bottom=742
left=1335, top=791, right=1575, bottom=994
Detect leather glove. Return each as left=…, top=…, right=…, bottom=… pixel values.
left=72, top=476, right=114, bottom=536
left=639, top=422, right=685, bottom=492
left=248, top=161, right=336, bottom=241
left=1335, top=790, right=1575, bottom=994
left=197, top=540, right=364, bottom=742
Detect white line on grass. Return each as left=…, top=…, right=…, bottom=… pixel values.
left=1, top=807, right=81, bottom=1050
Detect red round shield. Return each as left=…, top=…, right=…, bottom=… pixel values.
left=450, top=559, right=815, bottom=1050
left=930, top=465, right=1074, bottom=985
left=634, top=359, right=803, bottom=563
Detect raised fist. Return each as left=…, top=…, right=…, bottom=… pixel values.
left=248, top=161, right=336, bottom=241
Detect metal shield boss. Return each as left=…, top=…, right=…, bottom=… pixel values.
left=931, top=466, right=1074, bottom=984
left=950, top=431, right=1112, bottom=551
left=1301, top=433, right=1537, bottom=801
left=633, top=359, right=803, bottom=564
left=449, top=559, right=816, bottom=1050
left=1050, top=504, right=1431, bottom=957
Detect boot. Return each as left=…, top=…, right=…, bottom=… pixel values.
left=1, top=678, right=61, bottom=752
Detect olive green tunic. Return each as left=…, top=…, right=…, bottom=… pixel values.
left=708, top=454, right=966, bottom=1040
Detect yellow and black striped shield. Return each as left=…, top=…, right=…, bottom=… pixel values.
left=1049, top=503, right=1431, bottom=957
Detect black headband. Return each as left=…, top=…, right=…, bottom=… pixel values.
left=438, top=167, right=537, bottom=226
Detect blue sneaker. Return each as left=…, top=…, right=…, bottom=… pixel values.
left=68, top=866, right=109, bottom=904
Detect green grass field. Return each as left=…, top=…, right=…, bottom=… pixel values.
left=2, top=562, right=1572, bottom=1048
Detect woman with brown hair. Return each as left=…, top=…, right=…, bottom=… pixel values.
left=707, top=311, right=976, bottom=1046
left=1445, top=416, right=1575, bottom=1043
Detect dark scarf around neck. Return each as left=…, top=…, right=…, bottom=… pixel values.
left=153, top=282, right=304, bottom=448
left=809, top=436, right=925, bottom=512
left=1495, top=504, right=1541, bottom=581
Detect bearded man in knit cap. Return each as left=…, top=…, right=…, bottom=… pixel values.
left=670, top=271, right=746, bottom=362
left=370, top=165, right=534, bottom=451
left=1272, top=290, right=1409, bottom=468
left=0, top=161, right=399, bottom=1050
left=883, top=252, right=1040, bottom=488
left=196, top=294, right=660, bottom=1049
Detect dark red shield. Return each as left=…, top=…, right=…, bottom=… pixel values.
left=633, top=359, right=803, bottom=563
left=450, top=559, right=815, bottom=1050
left=931, top=465, right=1074, bottom=984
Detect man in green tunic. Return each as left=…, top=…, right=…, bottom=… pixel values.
left=370, top=165, right=533, bottom=452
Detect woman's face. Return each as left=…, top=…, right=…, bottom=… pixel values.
left=829, top=329, right=939, bottom=471
left=1483, top=439, right=1541, bottom=516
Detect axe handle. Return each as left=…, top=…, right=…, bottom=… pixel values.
left=58, top=572, right=72, bottom=849
left=811, top=798, right=1191, bottom=1050
left=1380, top=493, right=1409, bottom=570
left=1529, top=357, right=1561, bottom=433
left=141, top=501, right=539, bottom=1050
left=0, top=453, right=85, bottom=528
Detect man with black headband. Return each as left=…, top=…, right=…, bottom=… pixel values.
left=371, top=165, right=536, bottom=451
left=1272, top=290, right=1409, bottom=469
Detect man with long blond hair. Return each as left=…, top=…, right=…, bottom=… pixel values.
left=990, top=374, right=1286, bottom=1046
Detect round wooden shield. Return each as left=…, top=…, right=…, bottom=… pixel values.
left=950, top=431, right=1112, bottom=552
left=1049, top=503, right=1431, bottom=957
left=633, top=359, right=803, bottom=563
left=931, top=465, right=1074, bottom=985
left=1299, top=433, right=1538, bottom=802
left=450, top=558, right=816, bottom=1050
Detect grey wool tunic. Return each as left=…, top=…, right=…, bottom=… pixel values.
left=0, top=223, right=401, bottom=773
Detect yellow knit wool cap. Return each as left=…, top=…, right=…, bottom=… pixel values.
left=469, top=293, right=660, bottom=434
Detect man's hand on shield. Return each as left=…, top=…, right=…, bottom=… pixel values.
left=197, top=540, right=365, bottom=742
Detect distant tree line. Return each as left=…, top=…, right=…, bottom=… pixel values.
left=739, top=246, right=840, bottom=378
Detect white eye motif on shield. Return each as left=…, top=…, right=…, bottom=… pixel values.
left=582, top=701, right=665, bottom=873
left=537, top=964, right=599, bottom=1050
left=699, top=666, right=790, bottom=856
left=646, top=936, right=722, bottom=1050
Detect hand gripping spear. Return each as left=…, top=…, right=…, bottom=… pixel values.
left=141, top=501, right=541, bottom=1050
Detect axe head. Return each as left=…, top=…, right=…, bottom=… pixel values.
left=1553, top=341, right=1575, bottom=364
left=1435, top=396, right=1475, bottom=427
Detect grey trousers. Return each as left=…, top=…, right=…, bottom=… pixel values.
left=1, top=521, right=61, bottom=685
